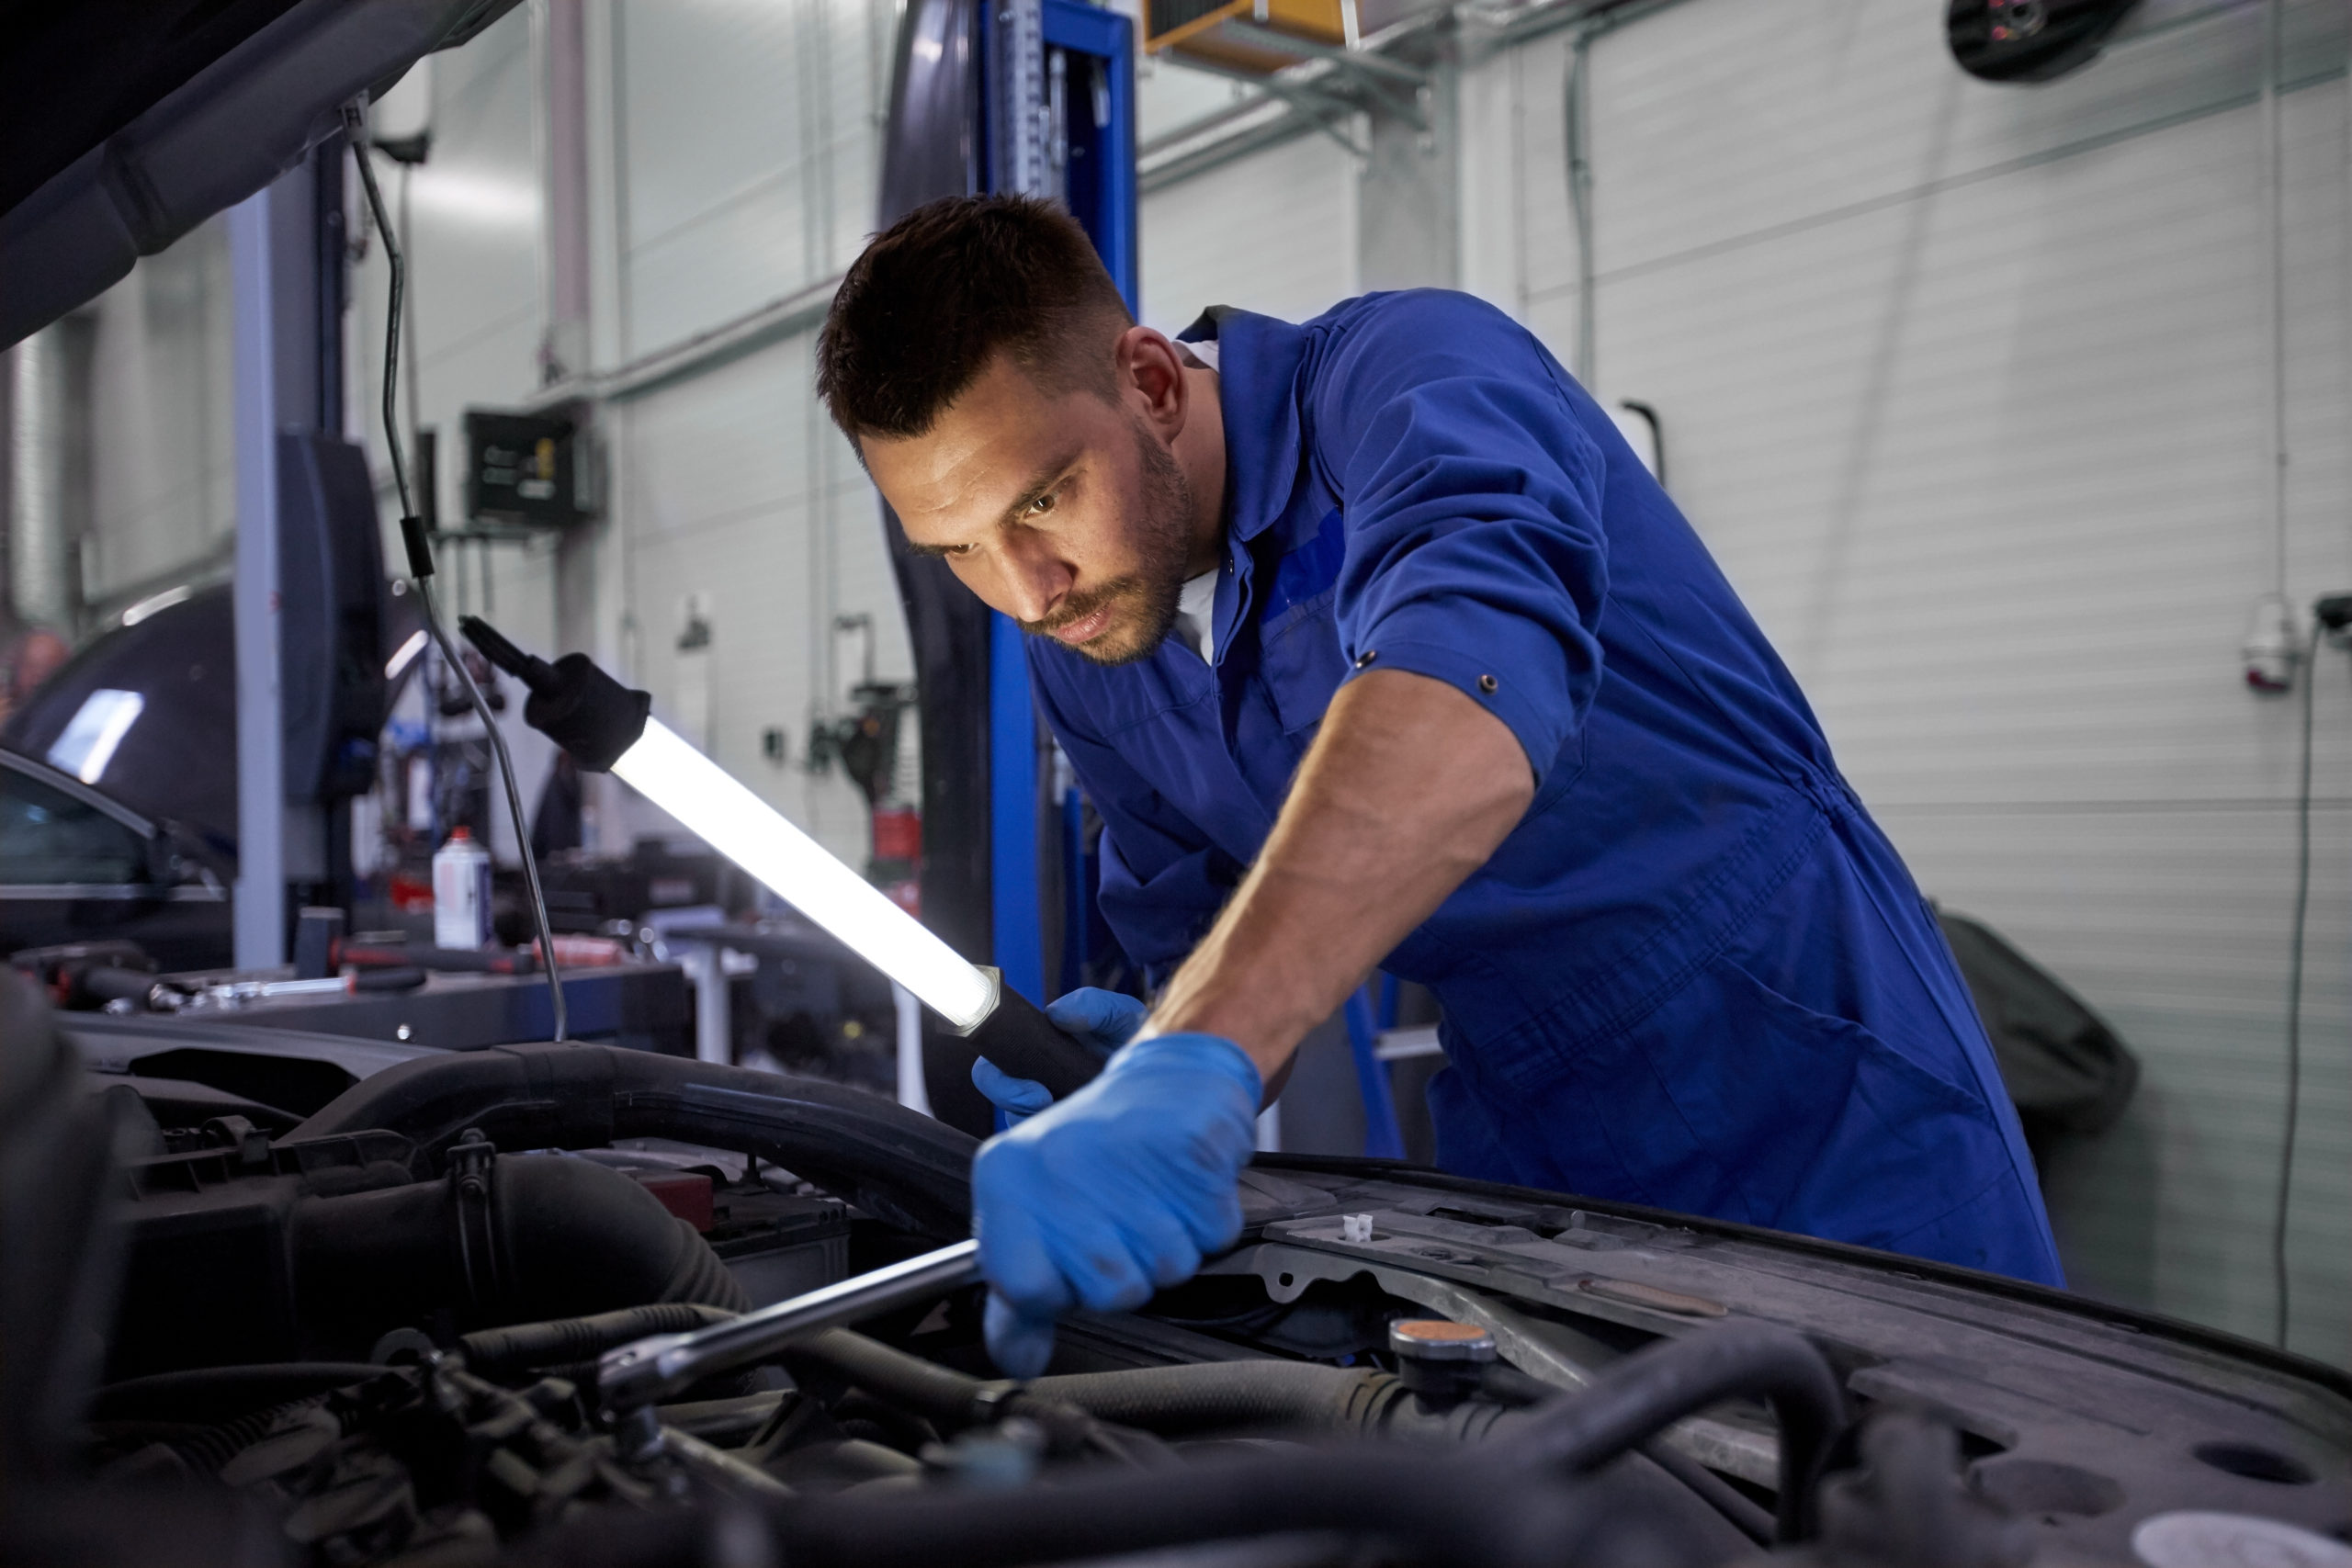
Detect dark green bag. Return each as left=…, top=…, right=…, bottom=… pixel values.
left=1935, top=907, right=2140, bottom=1145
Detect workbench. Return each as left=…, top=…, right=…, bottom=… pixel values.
left=148, top=962, right=692, bottom=1056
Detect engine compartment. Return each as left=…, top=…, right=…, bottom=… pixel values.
left=12, top=984, right=2352, bottom=1568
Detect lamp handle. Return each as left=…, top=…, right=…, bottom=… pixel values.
left=965, top=981, right=1109, bottom=1101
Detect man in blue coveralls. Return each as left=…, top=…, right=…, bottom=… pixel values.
left=817, top=195, right=2063, bottom=1377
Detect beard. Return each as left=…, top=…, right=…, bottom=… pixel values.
left=1020, top=419, right=1199, bottom=667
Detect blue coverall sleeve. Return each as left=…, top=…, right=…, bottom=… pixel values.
left=1311, top=292, right=1611, bottom=784
left=1028, top=671, right=1235, bottom=975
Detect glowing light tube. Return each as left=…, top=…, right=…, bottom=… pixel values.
left=610, top=718, right=997, bottom=1032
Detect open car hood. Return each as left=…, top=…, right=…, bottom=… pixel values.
left=0, top=0, right=518, bottom=349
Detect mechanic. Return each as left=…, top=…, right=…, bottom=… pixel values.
left=816, top=195, right=2064, bottom=1377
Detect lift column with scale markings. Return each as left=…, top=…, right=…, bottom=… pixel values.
left=982, top=0, right=1139, bottom=1007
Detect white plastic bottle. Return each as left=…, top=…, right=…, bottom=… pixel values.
left=432, top=826, right=493, bottom=950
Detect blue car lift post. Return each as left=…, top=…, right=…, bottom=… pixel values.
left=982, top=0, right=1137, bottom=1010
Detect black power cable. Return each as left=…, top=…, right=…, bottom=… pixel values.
left=2275, top=594, right=2352, bottom=1348
left=342, top=96, right=567, bottom=1043
left=2272, top=618, right=2317, bottom=1350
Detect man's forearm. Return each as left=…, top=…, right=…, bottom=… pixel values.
left=1139, top=668, right=1536, bottom=1087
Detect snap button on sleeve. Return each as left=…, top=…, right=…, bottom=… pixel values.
left=1354, top=649, right=1378, bottom=669
left=1477, top=673, right=1498, bottom=694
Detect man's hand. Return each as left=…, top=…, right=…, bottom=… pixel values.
left=971, top=1032, right=1261, bottom=1378
left=971, top=987, right=1147, bottom=1123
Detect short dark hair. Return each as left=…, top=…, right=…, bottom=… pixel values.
left=818, top=195, right=1134, bottom=442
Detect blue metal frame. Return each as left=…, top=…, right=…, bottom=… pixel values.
left=1343, top=987, right=1407, bottom=1159
left=989, top=614, right=1046, bottom=1002
left=1044, top=0, right=1139, bottom=306
left=987, top=0, right=1137, bottom=1004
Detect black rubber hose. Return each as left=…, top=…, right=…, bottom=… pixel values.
left=1476, top=1354, right=1770, bottom=1543
left=295, top=1154, right=747, bottom=1335
left=89, top=1364, right=392, bottom=1424
left=781, top=1328, right=995, bottom=1427
left=143, top=1400, right=317, bottom=1477
left=786, top=1330, right=1521, bottom=1445
left=460, top=1303, right=740, bottom=1373
left=1017, top=1361, right=1411, bottom=1437
left=1513, top=1319, right=1847, bottom=1541
left=1640, top=1432, right=1775, bottom=1546
left=776, top=1451, right=1681, bottom=1568
left=514, top=1446, right=1718, bottom=1568
left=282, top=1042, right=979, bottom=1239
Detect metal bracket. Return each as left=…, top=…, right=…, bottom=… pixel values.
left=447, top=1127, right=504, bottom=1312
left=1205, top=17, right=1430, bottom=126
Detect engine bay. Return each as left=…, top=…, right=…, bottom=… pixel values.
left=10, top=982, right=2351, bottom=1568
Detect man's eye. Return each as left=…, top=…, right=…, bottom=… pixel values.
left=1029, top=491, right=1057, bottom=515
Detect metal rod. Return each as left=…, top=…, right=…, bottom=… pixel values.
left=2261, top=0, right=2287, bottom=601
left=1213, top=17, right=1429, bottom=85
left=345, top=99, right=569, bottom=1043
left=1566, top=25, right=1597, bottom=390
left=598, top=1240, right=981, bottom=1414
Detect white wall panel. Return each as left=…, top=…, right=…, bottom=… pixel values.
left=613, top=330, right=909, bottom=870
left=83, top=214, right=237, bottom=603
left=589, top=0, right=910, bottom=877
left=407, top=15, right=544, bottom=365
left=349, top=5, right=546, bottom=533
left=616, top=0, right=887, bottom=355
left=1140, top=127, right=1360, bottom=333
left=1558, top=0, right=2345, bottom=299
left=1137, top=56, right=1254, bottom=142
left=1468, top=0, right=2352, bottom=1361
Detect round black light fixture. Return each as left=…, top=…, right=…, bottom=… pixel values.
left=1947, top=0, right=2143, bottom=83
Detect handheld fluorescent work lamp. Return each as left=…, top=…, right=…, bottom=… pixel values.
left=459, top=616, right=1104, bottom=1099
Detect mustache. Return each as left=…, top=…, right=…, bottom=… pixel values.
left=1020, top=578, right=1143, bottom=637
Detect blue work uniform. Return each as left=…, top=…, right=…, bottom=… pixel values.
left=1024, top=291, right=2064, bottom=1286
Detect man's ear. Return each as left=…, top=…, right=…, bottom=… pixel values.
left=1115, top=326, right=1188, bottom=439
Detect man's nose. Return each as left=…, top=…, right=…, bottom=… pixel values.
left=996, top=536, right=1072, bottom=625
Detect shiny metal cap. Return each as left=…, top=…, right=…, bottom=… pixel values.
left=1388, top=1318, right=1498, bottom=1363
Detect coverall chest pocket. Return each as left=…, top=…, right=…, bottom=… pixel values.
left=1256, top=588, right=1350, bottom=738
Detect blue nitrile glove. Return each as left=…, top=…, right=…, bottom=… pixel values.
left=971, top=1032, right=1261, bottom=1379
left=969, top=987, right=1148, bottom=1123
